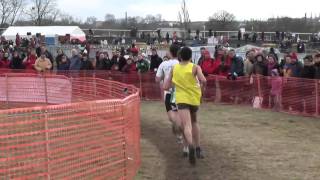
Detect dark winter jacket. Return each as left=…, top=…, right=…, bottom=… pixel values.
left=150, top=55, right=162, bottom=71
left=10, top=57, right=25, bottom=69
left=230, top=56, right=244, bottom=77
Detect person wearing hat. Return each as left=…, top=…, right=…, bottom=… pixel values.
left=34, top=53, right=52, bottom=72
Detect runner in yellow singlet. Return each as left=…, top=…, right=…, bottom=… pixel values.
left=165, top=47, right=207, bottom=165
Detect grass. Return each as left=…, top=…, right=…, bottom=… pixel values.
left=137, top=101, right=320, bottom=180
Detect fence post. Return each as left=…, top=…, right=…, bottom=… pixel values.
left=43, top=73, right=48, bottom=105
left=120, top=103, right=128, bottom=179
left=139, top=73, right=143, bottom=98
left=316, top=80, right=319, bottom=116
left=44, top=110, right=51, bottom=180
left=5, top=74, right=9, bottom=107
left=257, top=75, right=263, bottom=107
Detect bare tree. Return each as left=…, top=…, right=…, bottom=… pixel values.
left=206, top=10, right=238, bottom=31
left=0, top=0, right=25, bottom=27
left=105, top=14, right=115, bottom=23
left=9, top=0, right=25, bottom=25
left=178, top=0, right=191, bottom=31
left=26, top=0, right=58, bottom=26
left=85, top=16, right=97, bottom=25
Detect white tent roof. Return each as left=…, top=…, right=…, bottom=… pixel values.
left=2, top=26, right=86, bottom=40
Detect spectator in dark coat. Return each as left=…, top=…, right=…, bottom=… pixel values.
left=149, top=48, right=163, bottom=72
left=81, top=53, right=94, bottom=70
left=69, top=49, right=82, bottom=71
left=228, top=49, right=244, bottom=77
left=297, top=41, right=305, bottom=53
left=314, top=53, right=320, bottom=79
left=96, top=53, right=113, bottom=70
left=253, top=54, right=268, bottom=76
left=301, top=55, right=315, bottom=79
left=57, top=55, right=70, bottom=71
left=55, top=49, right=65, bottom=69
left=10, top=51, right=25, bottom=69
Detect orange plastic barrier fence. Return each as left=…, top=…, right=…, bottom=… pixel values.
left=0, top=70, right=319, bottom=117
left=0, top=73, right=141, bottom=179
left=1, top=70, right=320, bottom=117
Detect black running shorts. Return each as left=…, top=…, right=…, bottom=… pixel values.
left=177, top=103, right=199, bottom=113
left=165, top=93, right=177, bottom=112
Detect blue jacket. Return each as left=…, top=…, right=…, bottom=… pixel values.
left=69, top=55, right=82, bottom=70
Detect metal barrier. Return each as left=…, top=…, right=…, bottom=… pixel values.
left=0, top=73, right=141, bottom=179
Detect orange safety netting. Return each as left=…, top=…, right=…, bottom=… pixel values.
left=1, top=70, right=319, bottom=117
left=0, top=73, right=141, bottom=179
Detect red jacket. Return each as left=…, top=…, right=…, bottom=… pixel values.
left=213, top=55, right=232, bottom=77
left=200, top=58, right=215, bottom=76
left=23, top=55, right=37, bottom=70
left=0, top=59, right=10, bottom=69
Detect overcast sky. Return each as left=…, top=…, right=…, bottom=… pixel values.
left=57, top=0, right=320, bottom=21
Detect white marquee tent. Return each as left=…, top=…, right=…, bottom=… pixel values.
left=1, top=26, right=86, bottom=43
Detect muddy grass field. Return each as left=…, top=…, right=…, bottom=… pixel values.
left=136, top=101, right=320, bottom=180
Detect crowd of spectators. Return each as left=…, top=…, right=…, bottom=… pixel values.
left=197, top=46, right=320, bottom=80
left=0, top=40, right=164, bottom=74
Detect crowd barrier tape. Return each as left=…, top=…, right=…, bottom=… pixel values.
left=0, top=73, right=141, bottom=179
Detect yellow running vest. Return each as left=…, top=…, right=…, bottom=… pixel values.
left=172, top=63, right=202, bottom=106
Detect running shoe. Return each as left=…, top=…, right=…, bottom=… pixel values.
left=196, top=147, right=204, bottom=159
left=183, top=146, right=189, bottom=158
left=189, top=146, right=196, bottom=165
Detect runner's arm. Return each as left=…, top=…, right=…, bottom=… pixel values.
left=163, top=69, right=173, bottom=91
left=155, top=63, right=164, bottom=83
left=196, top=65, right=207, bottom=92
